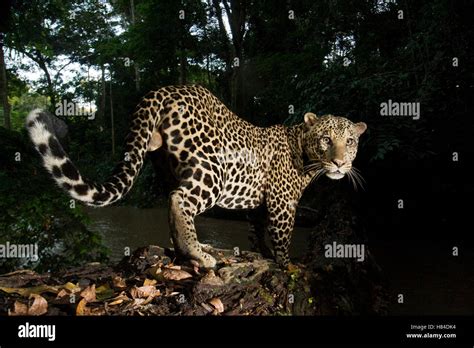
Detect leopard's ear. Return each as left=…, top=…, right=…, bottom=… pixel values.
left=354, top=122, right=367, bottom=136
left=304, top=112, right=318, bottom=128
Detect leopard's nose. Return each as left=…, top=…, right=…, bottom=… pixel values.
left=332, top=159, right=345, bottom=167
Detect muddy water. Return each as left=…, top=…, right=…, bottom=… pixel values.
left=84, top=205, right=313, bottom=262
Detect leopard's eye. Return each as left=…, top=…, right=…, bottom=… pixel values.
left=346, top=138, right=355, bottom=146
left=322, top=136, right=331, bottom=145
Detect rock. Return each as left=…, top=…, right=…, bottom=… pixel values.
left=199, top=270, right=224, bottom=286
left=217, top=259, right=271, bottom=284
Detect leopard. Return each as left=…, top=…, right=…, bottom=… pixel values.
left=26, top=85, right=367, bottom=268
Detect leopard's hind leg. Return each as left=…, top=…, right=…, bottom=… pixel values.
left=169, top=188, right=217, bottom=268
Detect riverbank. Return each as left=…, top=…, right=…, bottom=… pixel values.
left=0, top=243, right=388, bottom=316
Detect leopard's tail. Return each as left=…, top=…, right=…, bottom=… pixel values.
left=26, top=107, right=160, bottom=207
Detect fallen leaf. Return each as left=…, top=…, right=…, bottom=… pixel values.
left=28, top=294, right=48, bottom=316
left=8, top=301, right=28, bottom=316
left=80, top=284, right=96, bottom=302
left=161, top=268, right=192, bottom=281
left=287, top=263, right=300, bottom=273
left=112, top=276, right=127, bottom=289
left=221, top=257, right=239, bottom=265
left=56, top=289, right=68, bottom=299
left=209, top=298, right=224, bottom=313
left=130, top=285, right=160, bottom=299
left=63, top=282, right=81, bottom=293
left=95, top=284, right=115, bottom=301
left=108, top=298, right=124, bottom=306
left=143, top=279, right=157, bottom=286
left=125, top=298, right=146, bottom=309
left=76, top=298, right=89, bottom=316
left=107, top=292, right=130, bottom=306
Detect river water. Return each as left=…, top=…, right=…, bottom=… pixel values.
left=84, top=205, right=313, bottom=262
left=84, top=205, right=474, bottom=315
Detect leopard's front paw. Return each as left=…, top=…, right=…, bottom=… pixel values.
left=196, top=252, right=217, bottom=269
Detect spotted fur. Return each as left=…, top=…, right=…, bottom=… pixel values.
left=26, top=85, right=367, bottom=268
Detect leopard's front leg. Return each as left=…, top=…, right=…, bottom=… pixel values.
left=266, top=194, right=298, bottom=267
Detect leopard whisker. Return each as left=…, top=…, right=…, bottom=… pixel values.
left=349, top=167, right=366, bottom=191
left=346, top=170, right=358, bottom=191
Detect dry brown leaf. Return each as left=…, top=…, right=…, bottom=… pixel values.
left=8, top=301, right=28, bottom=316
left=130, top=285, right=160, bottom=299
left=108, top=292, right=129, bottom=306
left=28, top=294, right=48, bottom=316
left=126, top=298, right=146, bottom=309
left=56, top=289, right=68, bottom=299
left=76, top=298, right=89, bottom=315
left=209, top=298, right=224, bottom=313
left=161, top=268, right=192, bottom=281
left=112, top=276, right=127, bottom=289
left=108, top=298, right=124, bottom=306
left=287, top=263, right=300, bottom=273
left=143, top=278, right=157, bottom=286
left=80, top=284, right=96, bottom=302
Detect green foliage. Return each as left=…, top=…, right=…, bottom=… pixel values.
left=0, top=127, right=108, bottom=273
left=8, top=92, right=49, bottom=131
left=0, top=0, right=471, bottom=274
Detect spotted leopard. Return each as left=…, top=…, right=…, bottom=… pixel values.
left=26, top=85, right=367, bottom=268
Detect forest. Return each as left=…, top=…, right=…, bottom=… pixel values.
left=0, top=0, right=472, bottom=318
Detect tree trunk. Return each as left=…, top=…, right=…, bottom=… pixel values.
left=206, top=53, right=211, bottom=85
left=7, top=47, right=56, bottom=110
left=98, top=64, right=106, bottom=128
left=110, top=81, right=115, bottom=156
left=37, top=58, right=56, bottom=110
left=217, top=0, right=247, bottom=115
left=0, top=36, right=11, bottom=129
left=130, top=0, right=140, bottom=92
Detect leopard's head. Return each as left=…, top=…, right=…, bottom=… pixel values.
left=302, top=113, right=367, bottom=181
